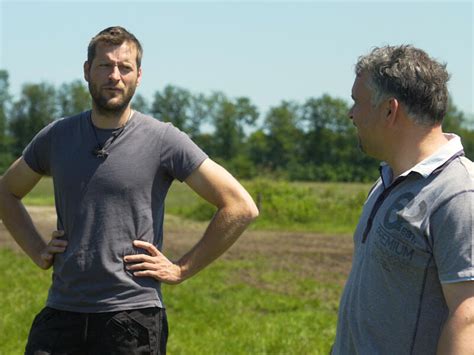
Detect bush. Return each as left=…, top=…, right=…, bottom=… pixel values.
left=175, top=179, right=369, bottom=233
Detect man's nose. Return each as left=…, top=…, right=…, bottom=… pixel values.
left=109, top=65, right=121, bottom=81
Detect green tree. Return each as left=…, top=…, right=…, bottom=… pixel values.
left=302, top=94, right=353, bottom=163
left=0, top=71, right=9, bottom=141
left=151, top=86, right=211, bottom=139
left=443, top=99, right=474, bottom=160
left=301, top=94, right=377, bottom=181
left=132, top=93, right=149, bottom=114
left=151, top=85, right=191, bottom=131
left=209, top=93, right=259, bottom=161
left=187, top=93, right=211, bottom=139
left=9, top=83, right=57, bottom=157
left=303, top=94, right=351, bottom=133
left=263, top=101, right=303, bottom=171
left=0, top=70, right=13, bottom=171
left=247, top=129, right=271, bottom=168
left=443, top=97, right=465, bottom=132
left=57, top=80, right=90, bottom=117
left=151, top=85, right=211, bottom=140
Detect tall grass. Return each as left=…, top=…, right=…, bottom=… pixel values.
left=169, top=179, right=370, bottom=233
left=19, top=177, right=371, bottom=233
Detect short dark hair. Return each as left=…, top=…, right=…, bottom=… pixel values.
left=355, top=45, right=450, bottom=126
left=87, top=26, right=143, bottom=68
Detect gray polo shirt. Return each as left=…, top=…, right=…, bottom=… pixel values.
left=23, top=110, right=208, bottom=312
left=332, top=134, right=474, bottom=354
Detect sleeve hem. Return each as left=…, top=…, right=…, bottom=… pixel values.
left=22, top=154, right=45, bottom=175
left=176, top=155, right=209, bottom=183
left=440, top=272, right=474, bottom=284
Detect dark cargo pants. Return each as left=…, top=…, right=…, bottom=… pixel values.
left=25, top=306, right=168, bottom=355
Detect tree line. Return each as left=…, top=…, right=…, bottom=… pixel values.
left=0, top=69, right=472, bottom=181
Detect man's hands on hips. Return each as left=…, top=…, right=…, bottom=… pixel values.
left=38, top=230, right=67, bottom=269
left=123, top=159, right=258, bottom=285
left=124, top=240, right=183, bottom=284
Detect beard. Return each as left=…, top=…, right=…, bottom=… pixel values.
left=88, top=80, right=137, bottom=116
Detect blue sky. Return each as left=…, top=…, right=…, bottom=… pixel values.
left=1, top=1, right=473, bottom=117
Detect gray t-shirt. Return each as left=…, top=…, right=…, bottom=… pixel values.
left=23, top=110, right=208, bottom=312
left=332, top=134, right=474, bottom=354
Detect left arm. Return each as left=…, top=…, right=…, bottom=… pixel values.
left=124, top=158, right=259, bottom=284
left=437, top=281, right=474, bottom=354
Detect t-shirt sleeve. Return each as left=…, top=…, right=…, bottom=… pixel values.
left=432, top=191, right=474, bottom=283
left=22, top=121, right=56, bottom=175
left=160, top=124, right=209, bottom=182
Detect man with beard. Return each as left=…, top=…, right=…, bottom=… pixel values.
left=0, top=26, right=259, bottom=354
left=332, top=45, right=474, bottom=354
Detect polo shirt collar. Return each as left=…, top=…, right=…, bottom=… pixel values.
left=380, top=133, right=464, bottom=188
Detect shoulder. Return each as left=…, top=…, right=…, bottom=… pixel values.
left=458, top=156, right=474, bottom=181
left=47, top=111, right=88, bottom=133
left=132, top=111, right=172, bottom=132
left=436, top=156, right=474, bottom=194
left=428, top=156, right=474, bottom=215
left=132, top=112, right=193, bottom=143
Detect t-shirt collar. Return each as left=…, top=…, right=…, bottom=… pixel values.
left=380, top=133, right=464, bottom=188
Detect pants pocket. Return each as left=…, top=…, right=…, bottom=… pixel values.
left=103, top=308, right=167, bottom=355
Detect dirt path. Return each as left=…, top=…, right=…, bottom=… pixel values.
left=0, top=206, right=354, bottom=285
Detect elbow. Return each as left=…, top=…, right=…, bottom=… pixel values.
left=220, top=190, right=259, bottom=224
left=249, top=201, right=259, bottom=220
left=239, top=198, right=259, bottom=223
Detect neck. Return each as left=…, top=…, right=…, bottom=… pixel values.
left=91, top=105, right=133, bottom=129
left=386, top=125, right=449, bottom=178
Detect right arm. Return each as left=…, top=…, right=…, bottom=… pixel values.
left=0, top=158, right=66, bottom=269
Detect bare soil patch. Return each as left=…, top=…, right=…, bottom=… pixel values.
left=0, top=206, right=57, bottom=251
left=0, top=207, right=353, bottom=286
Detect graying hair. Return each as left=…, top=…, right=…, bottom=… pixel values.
left=355, top=45, right=450, bottom=126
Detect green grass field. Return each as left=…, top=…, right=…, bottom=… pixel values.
left=2, top=178, right=366, bottom=353
left=0, top=249, right=340, bottom=354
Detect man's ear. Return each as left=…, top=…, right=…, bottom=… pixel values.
left=386, top=98, right=399, bottom=125
left=83, top=61, right=90, bottom=82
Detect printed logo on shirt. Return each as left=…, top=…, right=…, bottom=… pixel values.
left=370, top=192, right=430, bottom=273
